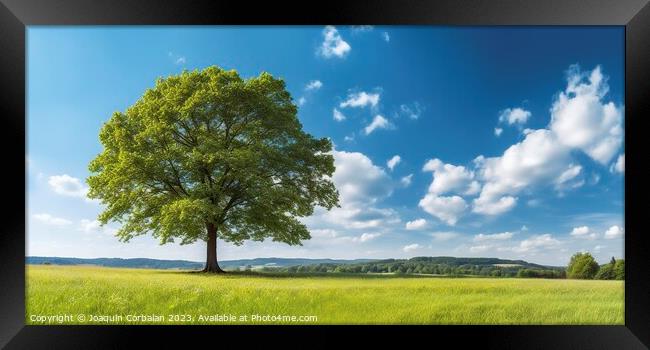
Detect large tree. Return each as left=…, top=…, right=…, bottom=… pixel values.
left=87, top=66, right=339, bottom=272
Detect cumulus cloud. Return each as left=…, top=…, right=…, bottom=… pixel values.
left=364, top=115, right=391, bottom=135
left=48, top=174, right=89, bottom=199
left=405, top=218, right=427, bottom=230
left=494, top=127, right=503, bottom=137
left=33, top=213, right=72, bottom=226
left=472, top=129, right=570, bottom=215
left=570, top=226, right=597, bottom=240
left=611, top=154, right=624, bottom=174
left=355, top=232, right=381, bottom=242
left=422, top=158, right=480, bottom=196
left=319, top=26, right=351, bottom=58
left=499, top=107, right=531, bottom=126
left=303, top=149, right=397, bottom=231
left=604, top=225, right=624, bottom=239
left=305, top=80, right=323, bottom=91
left=400, top=174, right=413, bottom=187
left=418, top=158, right=480, bottom=225
left=403, top=243, right=420, bottom=252
left=570, top=226, right=590, bottom=236
left=387, top=155, right=401, bottom=171
left=473, top=232, right=514, bottom=242
left=512, top=234, right=561, bottom=253
left=333, top=108, right=346, bottom=122
left=297, top=97, right=307, bottom=106
left=550, top=65, right=623, bottom=165
left=331, top=150, right=393, bottom=205
left=418, top=193, right=467, bottom=226
left=340, top=91, right=380, bottom=109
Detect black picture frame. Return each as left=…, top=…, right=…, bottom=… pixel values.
left=1, top=0, right=648, bottom=348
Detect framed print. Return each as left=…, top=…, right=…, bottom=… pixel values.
left=1, top=0, right=649, bottom=348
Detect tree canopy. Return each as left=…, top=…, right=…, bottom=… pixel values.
left=566, top=252, right=599, bottom=279
left=87, top=66, right=339, bottom=271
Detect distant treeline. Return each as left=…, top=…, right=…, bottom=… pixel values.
left=255, top=256, right=567, bottom=278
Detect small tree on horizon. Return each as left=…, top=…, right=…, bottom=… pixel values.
left=566, top=252, right=599, bottom=279
left=87, top=66, right=339, bottom=273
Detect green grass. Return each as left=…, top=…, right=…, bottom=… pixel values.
left=26, top=265, right=623, bottom=325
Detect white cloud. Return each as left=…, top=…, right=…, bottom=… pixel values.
left=499, top=107, right=531, bottom=126
left=418, top=193, right=467, bottom=226
left=297, top=97, right=307, bottom=106
left=355, top=232, right=381, bottom=242
left=554, top=164, right=584, bottom=191
left=305, top=80, right=323, bottom=91
left=422, top=158, right=479, bottom=196
left=304, top=150, right=397, bottom=231
left=333, top=108, right=346, bottom=122
left=469, top=245, right=490, bottom=253
left=79, top=219, right=102, bottom=233
left=570, top=226, right=598, bottom=240
left=33, top=213, right=72, bottom=226
left=331, top=150, right=393, bottom=205
left=494, top=127, right=503, bottom=137
left=472, top=129, right=570, bottom=215
left=311, top=229, right=339, bottom=238
left=512, top=234, right=561, bottom=253
left=604, top=225, right=624, bottom=239
left=403, top=243, right=420, bottom=252
left=79, top=219, right=117, bottom=236
left=382, top=32, right=390, bottom=42
left=550, top=65, right=623, bottom=165
left=340, top=91, right=380, bottom=109
left=387, top=155, right=401, bottom=171
left=400, top=174, right=413, bottom=187
left=405, top=218, right=427, bottom=230
left=168, top=52, right=186, bottom=65
left=467, top=66, right=623, bottom=217
left=431, top=232, right=459, bottom=241
left=473, top=232, right=514, bottom=242
left=611, top=154, right=624, bottom=174
left=398, top=102, right=424, bottom=120
left=364, top=115, right=391, bottom=135
left=48, top=174, right=89, bottom=199
left=570, top=226, right=590, bottom=236
left=418, top=158, right=481, bottom=225
left=318, top=26, right=351, bottom=58
left=344, top=134, right=355, bottom=142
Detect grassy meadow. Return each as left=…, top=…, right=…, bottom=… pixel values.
left=26, top=265, right=624, bottom=325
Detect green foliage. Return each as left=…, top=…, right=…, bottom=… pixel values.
left=613, top=259, right=625, bottom=280
left=566, top=252, right=599, bottom=279
left=261, top=257, right=565, bottom=278
left=87, top=66, right=339, bottom=248
left=595, top=263, right=615, bottom=280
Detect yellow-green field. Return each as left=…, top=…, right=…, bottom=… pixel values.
left=26, top=265, right=624, bottom=325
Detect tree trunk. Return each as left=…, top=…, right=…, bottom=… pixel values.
left=203, top=222, right=225, bottom=273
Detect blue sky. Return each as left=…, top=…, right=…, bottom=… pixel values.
left=27, top=26, right=625, bottom=265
